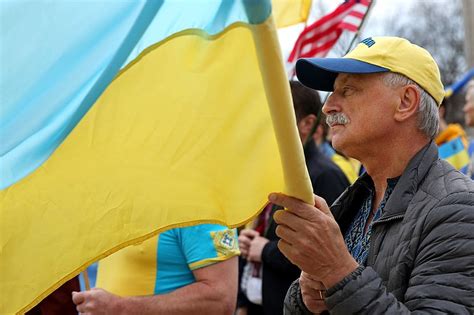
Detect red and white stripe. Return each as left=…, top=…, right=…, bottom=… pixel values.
left=287, top=0, right=371, bottom=72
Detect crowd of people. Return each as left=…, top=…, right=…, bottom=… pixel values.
left=30, top=36, right=473, bottom=315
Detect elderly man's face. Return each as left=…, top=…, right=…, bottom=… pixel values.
left=322, top=73, right=399, bottom=159
left=463, top=86, right=474, bottom=127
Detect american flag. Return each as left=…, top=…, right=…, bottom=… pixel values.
left=287, top=0, right=371, bottom=72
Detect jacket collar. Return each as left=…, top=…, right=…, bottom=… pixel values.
left=331, top=141, right=438, bottom=228
left=379, top=141, right=438, bottom=220
left=331, top=173, right=372, bottom=232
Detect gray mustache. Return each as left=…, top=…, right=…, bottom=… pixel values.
left=326, top=113, right=350, bottom=126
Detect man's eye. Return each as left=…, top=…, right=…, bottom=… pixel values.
left=342, top=88, right=353, bottom=97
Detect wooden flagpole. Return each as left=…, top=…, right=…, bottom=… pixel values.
left=343, top=0, right=377, bottom=55
left=82, top=269, right=91, bottom=291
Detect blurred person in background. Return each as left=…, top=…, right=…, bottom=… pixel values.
left=236, top=81, right=349, bottom=315
left=435, top=97, right=470, bottom=174
left=463, top=79, right=474, bottom=179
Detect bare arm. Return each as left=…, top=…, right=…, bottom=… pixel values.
left=73, top=257, right=238, bottom=315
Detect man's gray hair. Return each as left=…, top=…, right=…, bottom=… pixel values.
left=383, top=72, right=439, bottom=139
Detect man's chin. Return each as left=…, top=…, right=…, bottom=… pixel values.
left=331, top=139, right=345, bottom=153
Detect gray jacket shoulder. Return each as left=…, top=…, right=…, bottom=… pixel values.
left=420, top=158, right=474, bottom=202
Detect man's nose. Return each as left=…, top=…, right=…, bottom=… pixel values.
left=322, top=93, right=338, bottom=115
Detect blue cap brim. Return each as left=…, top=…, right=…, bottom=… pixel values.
left=295, top=58, right=390, bottom=92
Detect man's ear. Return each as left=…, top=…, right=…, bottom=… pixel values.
left=394, top=84, right=420, bottom=122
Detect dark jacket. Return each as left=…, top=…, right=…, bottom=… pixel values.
left=304, top=141, right=351, bottom=205
left=239, top=142, right=350, bottom=315
left=284, top=142, right=474, bottom=314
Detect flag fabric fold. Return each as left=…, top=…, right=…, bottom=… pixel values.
left=0, top=1, right=313, bottom=313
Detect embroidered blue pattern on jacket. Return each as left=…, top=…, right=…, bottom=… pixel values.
left=344, top=179, right=397, bottom=265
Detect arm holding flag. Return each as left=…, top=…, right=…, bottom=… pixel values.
left=73, top=257, right=238, bottom=315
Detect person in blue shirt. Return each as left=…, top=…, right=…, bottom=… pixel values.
left=72, top=224, right=239, bottom=314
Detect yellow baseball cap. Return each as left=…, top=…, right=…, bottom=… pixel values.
left=296, top=36, right=444, bottom=105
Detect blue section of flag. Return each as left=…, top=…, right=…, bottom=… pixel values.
left=121, top=0, right=271, bottom=67
left=438, top=137, right=465, bottom=159
left=0, top=0, right=271, bottom=189
left=1, top=1, right=162, bottom=189
left=445, top=68, right=474, bottom=96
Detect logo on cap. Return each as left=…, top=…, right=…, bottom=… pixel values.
left=361, top=37, right=376, bottom=48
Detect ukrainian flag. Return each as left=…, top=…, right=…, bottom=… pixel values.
left=438, top=137, right=470, bottom=173
left=0, top=1, right=313, bottom=313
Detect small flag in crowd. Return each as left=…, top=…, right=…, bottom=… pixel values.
left=287, top=0, right=371, bottom=74
left=438, top=137, right=470, bottom=174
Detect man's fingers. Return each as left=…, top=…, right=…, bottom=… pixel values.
left=308, top=281, right=326, bottom=291
left=277, top=239, right=296, bottom=262
left=238, top=235, right=251, bottom=246
left=313, top=195, right=332, bottom=217
left=307, top=275, right=326, bottom=285
left=303, top=298, right=327, bottom=313
left=273, top=210, right=303, bottom=232
left=301, top=272, right=326, bottom=286
left=269, top=193, right=325, bottom=221
left=269, top=193, right=306, bottom=212
left=240, top=229, right=259, bottom=238
left=249, top=236, right=261, bottom=245
left=238, top=230, right=259, bottom=249
left=72, top=291, right=85, bottom=305
left=275, top=225, right=297, bottom=245
left=76, top=301, right=87, bottom=313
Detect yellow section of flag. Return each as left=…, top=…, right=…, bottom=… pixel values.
left=0, top=15, right=313, bottom=314
left=445, top=149, right=470, bottom=170
left=273, top=0, right=312, bottom=27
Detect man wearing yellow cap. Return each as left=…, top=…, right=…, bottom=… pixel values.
left=270, top=37, right=474, bottom=314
